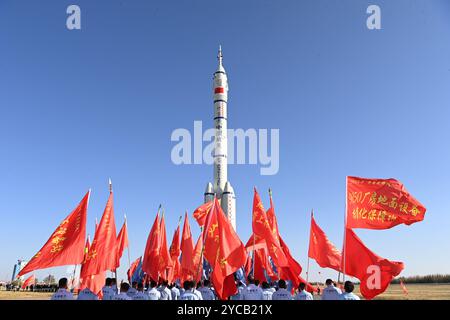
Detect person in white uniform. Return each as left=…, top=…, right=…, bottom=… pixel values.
left=198, top=280, right=216, bottom=300
left=51, top=278, right=74, bottom=300
left=127, top=281, right=138, bottom=299
left=170, top=284, right=180, bottom=300
left=294, top=282, right=313, bottom=300
left=111, top=278, right=118, bottom=295
left=114, top=283, right=132, bottom=300
left=101, top=278, right=116, bottom=300
left=261, top=282, right=273, bottom=300
left=180, top=281, right=200, bottom=300
left=242, top=275, right=263, bottom=300
left=272, top=279, right=292, bottom=300
left=321, top=279, right=342, bottom=300
left=158, top=280, right=172, bottom=300
left=133, top=283, right=149, bottom=300
left=147, top=280, right=161, bottom=300
left=340, top=281, right=360, bottom=300
left=77, top=287, right=99, bottom=300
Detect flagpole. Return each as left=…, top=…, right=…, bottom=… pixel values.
left=195, top=226, right=204, bottom=283
left=109, top=178, right=118, bottom=288
left=306, top=209, right=313, bottom=284
left=342, top=176, right=348, bottom=283
left=252, top=233, right=256, bottom=277
left=71, top=188, right=90, bottom=292
left=71, top=264, right=77, bottom=291
left=125, top=214, right=131, bottom=271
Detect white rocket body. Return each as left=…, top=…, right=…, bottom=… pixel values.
left=204, top=47, right=236, bottom=231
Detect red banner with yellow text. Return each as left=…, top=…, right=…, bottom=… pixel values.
left=347, top=176, right=426, bottom=230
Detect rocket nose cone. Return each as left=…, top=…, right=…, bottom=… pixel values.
left=205, top=182, right=214, bottom=193
left=223, top=182, right=234, bottom=193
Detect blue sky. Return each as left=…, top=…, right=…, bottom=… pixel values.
left=1, top=0, right=449, bottom=283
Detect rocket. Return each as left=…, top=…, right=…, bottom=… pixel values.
left=204, top=46, right=236, bottom=230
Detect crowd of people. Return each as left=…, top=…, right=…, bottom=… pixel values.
left=50, top=276, right=360, bottom=300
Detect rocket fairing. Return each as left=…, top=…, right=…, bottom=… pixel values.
left=204, top=46, right=236, bottom=231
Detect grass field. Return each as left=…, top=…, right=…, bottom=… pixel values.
left=1, top=283, right=450, bottom=300
left=366, top=283, right=450, bottom=300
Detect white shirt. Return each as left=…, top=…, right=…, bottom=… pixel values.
left=101, top=286, right=116, bottom=300
left=193, top=289, right=203, bottom=300
left=340, top=292, right=360, bottom=300
left=147, top=287, right=161, bottom=300
left=198, top=287, right=216, bottom=300
left=230, top=286, right=245, bottom=300
left=127, top=287, right=138, bottom=298
left=262, top=289, right=273, bottom=300
left=242, top=284, right=263, bottom=300
left=322, top=285, right=342, bottom=300
left=180, top=290, right=199, bottom=300
left=112, top=284, right=118, bottom=294
left=158, top=286, right=173, bottom=300
left=114, top=292, right=132, bottom=300
left=272, top=288, right=292, bottom=300
left=171, top=287, right=180, bottom=300
left=51, top=288, right=74, bottom=300
left=77, top=288, right=99, bottom=300
left=294, top=290, right=313, bottom=300
left=133, top=291, right=150, bottom=300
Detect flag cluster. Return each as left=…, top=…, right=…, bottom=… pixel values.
left=16, top=176, right=425, bottom=300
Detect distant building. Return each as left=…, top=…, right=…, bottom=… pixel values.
left=11, top=260, right=27, bottom=282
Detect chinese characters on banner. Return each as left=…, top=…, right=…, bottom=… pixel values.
left=346, top=176, right=426, bottom=230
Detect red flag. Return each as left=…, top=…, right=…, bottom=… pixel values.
left=267, top=192, right=304, bottom=284
left=343, top=228, right=404, bottom=300
left=142, top=210, right=161, bottom=281
left=180, top=212, right=195, bottom=281
left=157, top=214, right=173, bottom=281
left=167, top=224, right=181, bottom=283
left=347, top=176, right=426, bottom=229
left=21, top=275, right=36, bottom=289
left=79, top=236, right=91, bottom=282
left=193, top=201, right=214, bottom=227
left=127, top=257, right=141, bottom=282
left=79, top=272, right=105, bottom=297
left=192, top=235, right=204, bottom=283
left=253, top=248, right=276, bottom=283
left=18, top=191, right=90, bottom=277
left=243, top=254, right=252, bottom=278
left=210, top=198, right=247, bottom=300
left=115, top=219, right=129, bottom=269
left=203, top=203, right=220, bottom=265
left=277, top=236, right=304, bottom=285
left=79, top=236, right=105, bottom=297
left=252, top=189, right=288, bottom=268
left=308, top=215, right=342, bottom=272
left=82, top=192, right=117, bottom=276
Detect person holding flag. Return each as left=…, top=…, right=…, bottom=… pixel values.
left=294, top=282, right=313, bottom=300
left=339, top=281, right=360, bottom=300
left=77, top=287, right=99, bottom=300
left=321, top=279, right=342, bottom=300
left=51, top=278, right=74, bottom=300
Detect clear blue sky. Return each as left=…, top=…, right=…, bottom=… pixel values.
left=1, top=0, right=449, bottom=283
